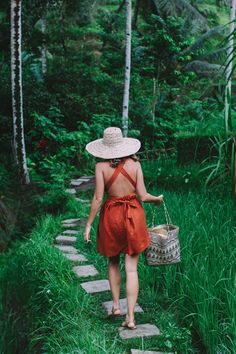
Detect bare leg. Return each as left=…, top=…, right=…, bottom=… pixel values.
left=125, top=253, right=139, bottom=324
left=108, top=255, right=121, bottom=312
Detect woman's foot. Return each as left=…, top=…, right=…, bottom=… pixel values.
left=121, top=315, right=137, bottom=330
left=111, top=306, right=121, bottom=316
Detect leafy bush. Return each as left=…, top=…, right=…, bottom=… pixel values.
left=33, top=183, right=70, bottom=214
left=142, top=158, right=206, bottom=189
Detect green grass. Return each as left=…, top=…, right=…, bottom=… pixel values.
left=141, top=189, right=236, bottom=353
left=142, top=158, right=204, bottom=190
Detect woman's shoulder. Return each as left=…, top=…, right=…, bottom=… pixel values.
left=125, top=157, right=141, bottom=168
left=95, top=161, right=110, bottom=170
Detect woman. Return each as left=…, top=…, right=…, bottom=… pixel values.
left=83, top=127, right=163, bottom=329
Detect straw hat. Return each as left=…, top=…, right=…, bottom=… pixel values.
left=85, top=127, right=141, bottom=159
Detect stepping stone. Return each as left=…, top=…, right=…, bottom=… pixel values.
left=63, top=230, right=79, bottom=235
left=71, top=178, right=90, bottom=182
left=75, top=198, right=90, bottom=204
left=71, top=177, right=90, bottom=181
left=73, top=265, right=98, bottom=277
left=71, top=177, right=92, bottom=183
left=55, top=235, right=77, bottom=245
left=119, top=324, right=160, bottom=340
left=102, top=298, right=143, bottom=316
left=54, top=245, right=78, bottom=254
left=65, top=188, right=76, bottom=195
left=77, top=219, right=87, bottom=227
left=61, top=224, right=78, bottom=228
left=74, top=177, right=95, bottom=191
left=61, top=218, right=84, bottom=228
left=131, top=351, right=173, bottom=354
left=81, top=279, right=110, bottom=294
left=64, top=253, right=88, bottom=262
left=62, top=218, right=80, bottom=224
left=80, top=175, right=94, bottom=179
left=70, top=180, right=84, bottom=187
left=62, top=219, right=87, bottom=228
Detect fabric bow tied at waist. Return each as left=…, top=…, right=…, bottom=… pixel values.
left=106, top=194, right=137, bottom=220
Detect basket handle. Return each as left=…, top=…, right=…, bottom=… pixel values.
left=152, top=200, right=172, bottom=228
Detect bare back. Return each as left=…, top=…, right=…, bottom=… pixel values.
left=94, top=157, right=147, bottom=202
left=101, top=158, right=137, bottom=197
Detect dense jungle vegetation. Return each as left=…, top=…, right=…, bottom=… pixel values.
left=0, top=0, right=235, bottom=353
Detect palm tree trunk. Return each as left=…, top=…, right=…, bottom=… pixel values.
left=133, top=0, right=140, bottom=29
left=41, top=15, right=47, bottom=75
left=116, top=0, right=126, bottom=13
left=224, top=0, right=236, bottom=195
left=122, top=0, right=132, bottom=137
left=11, top=0, right=30, bottom=184
left=232, top=139, right=236, bottom=195
left=224, top=0, right=235, bottom=134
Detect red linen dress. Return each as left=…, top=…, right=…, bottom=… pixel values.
left=96, top=159, right=150, bottom=257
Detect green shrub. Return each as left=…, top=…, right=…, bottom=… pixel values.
left=32, top=183, right=70, bottom=214
left=142, top=158, right=207, bottom=190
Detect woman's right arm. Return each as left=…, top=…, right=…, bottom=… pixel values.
left=136, top=162, right=163, bottom=205
left=83, top=163, right=104, bottom=242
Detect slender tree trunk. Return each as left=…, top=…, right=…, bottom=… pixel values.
left=133, top=0, right=140, bottom=29
left=60, top=0, right=67, bottom=55
left=224, top=0, right=235, bottom=134
left=151, top=77, right=159, bottom=123
left=122, top=0, right=132, bottom=137
left=224, top=0, right=236, bottom=195
left=11, top=0, right=30, bottom=185
left=116, top=0, right=126, bottom=13
left=232, top=139, right=236, bottom=195
left=41, top=15, right=47, bottom=75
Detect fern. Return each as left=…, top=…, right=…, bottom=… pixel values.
left=185, top=60, right=225, bottom=77
left=153, top=0, right=209, bottom=31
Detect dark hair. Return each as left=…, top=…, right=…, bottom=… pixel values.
left=109, top=154, right=139, bottom=168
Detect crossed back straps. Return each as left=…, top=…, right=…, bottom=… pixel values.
left=106, top=159, right=136, bottom=191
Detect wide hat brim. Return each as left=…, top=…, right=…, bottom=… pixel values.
left=86, top=137, right=141, bottom=159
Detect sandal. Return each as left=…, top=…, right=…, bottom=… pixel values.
left=121, top=317, right=137, bottom=330
left=111, top=306, right=121, bottom=316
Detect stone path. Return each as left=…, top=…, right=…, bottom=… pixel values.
left=61, top=218, right=87, bottom=228
left=80, top=279, right=111, bottom=294
left=63, top=230, right=79, bottom=235
left=52, top=175, right=166, bottom=352
left=62, top=218, right=81, bottom=224
left=54, top=245, right=78, bottom=253
left=71, top=176, right=95, bottom=191
left=55, top=235, right=77, bottom=245
left=64, top=253, right=88, bottom=262
left=75, top=198, right=90, bottom=204
left=119, top=324, right=160, bottom=340
left=73, top=265, right=98, bottom=277
left=61, top=223, right=79, bottom=228
left=65, top=188, right=77, bottom=195
left=102, top=298, right=143, bottom=316
left=70, top=179, right=86, bottom=187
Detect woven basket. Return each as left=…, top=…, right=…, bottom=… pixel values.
left=145, top=201, right=180, bottom=266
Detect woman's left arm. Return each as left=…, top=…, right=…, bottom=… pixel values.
left=83, top=163, right=104, bottom=242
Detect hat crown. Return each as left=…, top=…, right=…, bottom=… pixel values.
left=103, top=127, right=123, bottom=146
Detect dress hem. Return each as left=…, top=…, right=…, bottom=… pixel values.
left=97, top=241, right=150, bottom=258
